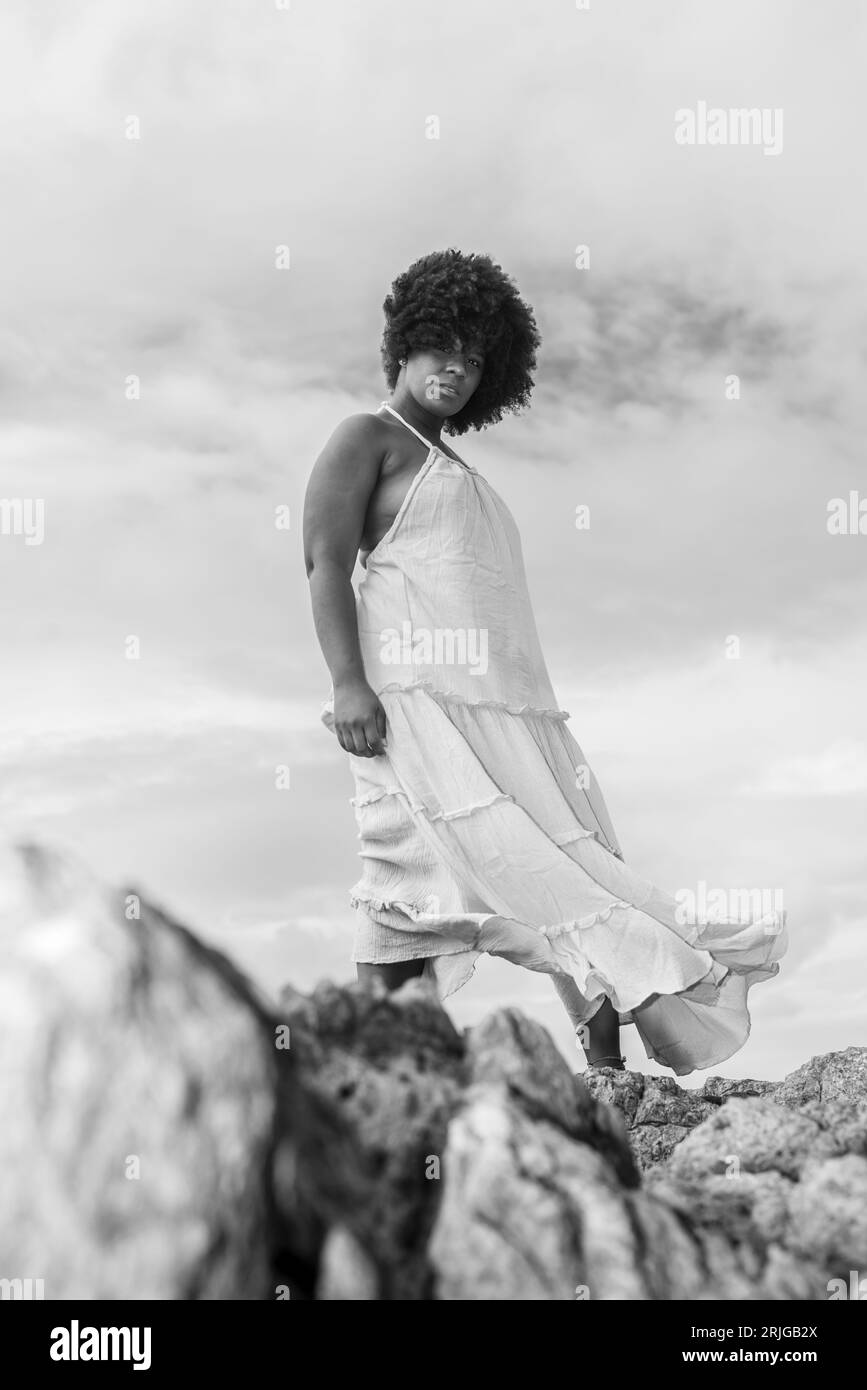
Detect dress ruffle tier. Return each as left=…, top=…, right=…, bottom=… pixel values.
left=343, top=683, right=787, bottom=1077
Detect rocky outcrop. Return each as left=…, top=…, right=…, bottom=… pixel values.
left=1, top=841, right=863, bottom=1300
left=629, top=1050, right=867, bottom=1297
left=582, top=1069, right=777, bottom=1169
left=272, top=977, right=467, bottom=1299
left=583, top=1049, right=867, bottom=1172
left=0, top=841, right=278, bottom=1299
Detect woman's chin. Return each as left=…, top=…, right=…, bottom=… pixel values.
left=420, top=394, right=464, bottom=418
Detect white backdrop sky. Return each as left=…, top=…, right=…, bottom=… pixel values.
left=2, top=0, right=865, bottom=1083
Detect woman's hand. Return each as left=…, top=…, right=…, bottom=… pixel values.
left=333, top=677, right=388, bottom=757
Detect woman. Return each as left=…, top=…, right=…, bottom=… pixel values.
left=302, top=248, right=787, bottom=1075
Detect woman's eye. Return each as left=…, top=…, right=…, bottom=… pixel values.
left=429, top=344, right=481, bottom=368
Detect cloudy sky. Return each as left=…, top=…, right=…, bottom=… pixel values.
left=2, top=0, right=865, bottom=1084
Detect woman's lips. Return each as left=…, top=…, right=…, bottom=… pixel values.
left=437, top=383, right=461, bottom=398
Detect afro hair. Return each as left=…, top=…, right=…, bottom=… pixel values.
left=380, top=248, right=541, bottom=436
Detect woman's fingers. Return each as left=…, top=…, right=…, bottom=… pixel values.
left=336, top=704, right=388, bottom=758
left=364, top=715, right=386, bottom=756
left=346, top=721, right=373, bottom=757
left=375, top=704, right=388, bottom=744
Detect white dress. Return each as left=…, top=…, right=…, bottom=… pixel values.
left=321, top=402, right=788, bottom=1075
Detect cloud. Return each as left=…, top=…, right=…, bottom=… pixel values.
left=743, top=741, right=867, bottom=798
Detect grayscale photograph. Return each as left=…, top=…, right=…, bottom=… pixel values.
left=1, top=0, right=865, bottom=1341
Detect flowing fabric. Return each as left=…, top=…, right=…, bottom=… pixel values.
left=321, top=402, right=788, bottom=1075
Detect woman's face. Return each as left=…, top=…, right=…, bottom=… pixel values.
left=403, top=339, right=485, bottom=420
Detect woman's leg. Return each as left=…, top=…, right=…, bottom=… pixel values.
left=356, top=959, right=429, bottom=989
left=585, top=996, right=623, bottom=1064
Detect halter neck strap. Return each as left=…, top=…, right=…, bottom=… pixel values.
left=379, top=401, right=471, bottom=469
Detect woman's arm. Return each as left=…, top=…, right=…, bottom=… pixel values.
left=303, top=414, right=388, bottom=758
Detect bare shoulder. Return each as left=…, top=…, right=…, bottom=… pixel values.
left=304, top=413, right=389, bottom=561
left=322, top=410, right=390, bottom=457
left=306, top=412, right=390, bottom=513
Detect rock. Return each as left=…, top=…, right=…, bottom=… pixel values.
left=273, top=973, right=466, bottom=1299
left=425, top=1037, right=867, bottom=1298
left=787, top=1155, right=867, bottom=1269
left=774, top=1048, right=867, bottom=1109
left=314, top=1225, right=379, bottom=1300
left=3, top=838, right=865, bottom=1301
left=465, top=1010, right=640, bottom=1189
left=428, top=1089, right=637, bottom=1299
left=583, top=1070, right=778, bottom=1169
left=664, top=1097, right=837, bottom=1181
left=701, top=1076, right=779, bottom=1103
left=587, top=1071, right=716, bottom=1168
left=635, top=1055, right=867, bottom=1300
left=426, top=1015, right=827, bottom=1300
left=0, top=841, right=277, bottom=1299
